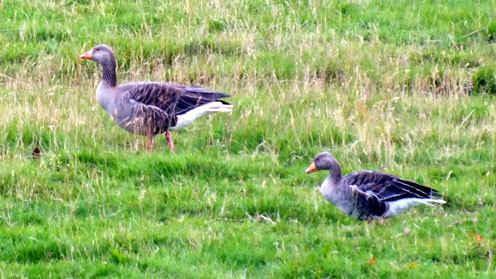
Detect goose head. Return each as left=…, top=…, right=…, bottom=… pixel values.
left=80, top=44, right=115, bottom=65
left=306, top=152, right=341, bottom=175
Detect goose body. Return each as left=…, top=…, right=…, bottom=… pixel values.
left=81, top=44, right=232, bottom=151
left=306, top=152, right=445, bottom=220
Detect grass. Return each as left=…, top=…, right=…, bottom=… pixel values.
left=0, top=0, right=495, bottom=277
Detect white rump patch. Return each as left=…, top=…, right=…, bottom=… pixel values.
left=170, top=102, right=233, bottom=130
left=384, top=198, right=445, bottom=218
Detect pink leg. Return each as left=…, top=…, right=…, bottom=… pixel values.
left=146, top=135, right=155, bottom=151
left=165, top=131, right=176, bottom=152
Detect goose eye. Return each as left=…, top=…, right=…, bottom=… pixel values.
left=95, top=48, right=100, bottom=51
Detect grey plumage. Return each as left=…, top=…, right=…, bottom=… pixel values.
left=306, top=152, right=445, bottom=220
left=80, top=44, right=232, bottom=150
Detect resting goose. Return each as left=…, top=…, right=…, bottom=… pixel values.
left=80, top=44, right=232, bottom=151
left=306, top=152, right=445, bottom=220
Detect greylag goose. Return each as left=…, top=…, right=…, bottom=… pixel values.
left=80, top=44, right=232, bottom=151
left=306, top=152, right=445, bottom=220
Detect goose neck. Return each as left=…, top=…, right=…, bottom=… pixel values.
left=328, top=160, right=342, bottom=184
left=101, top=60, right=117, bottom=87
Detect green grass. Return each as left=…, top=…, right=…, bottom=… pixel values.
left=1, top=0, right=495, bottom=278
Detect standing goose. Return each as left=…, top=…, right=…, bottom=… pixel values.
left=306, top=152, right=445, bottom=220
left=80, top=44, right=232, bottom=151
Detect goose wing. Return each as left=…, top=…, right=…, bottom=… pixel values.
left=342, top=171, right=442, bottom=219
left=120, top=82, right=231, bottom=115
left=343, top=171, right=442, bottom=202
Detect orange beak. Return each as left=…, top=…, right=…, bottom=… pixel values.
left=305, top=162, right=318, bottom=174
left=80, top=49, right=93, bottom=60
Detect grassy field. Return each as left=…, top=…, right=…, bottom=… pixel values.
left=0, top=0, right=495, bottom=278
